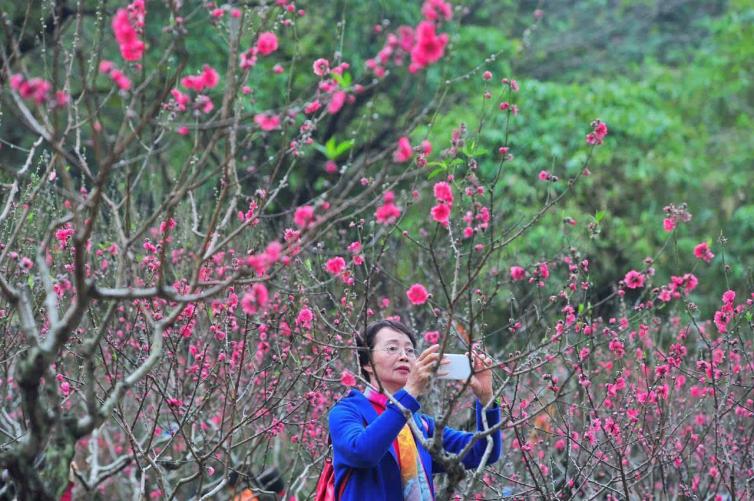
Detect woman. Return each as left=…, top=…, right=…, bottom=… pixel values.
left=328, top=319, right=503, bottom=500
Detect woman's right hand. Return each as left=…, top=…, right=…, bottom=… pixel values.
left=404, top=345, right=448, bottom=398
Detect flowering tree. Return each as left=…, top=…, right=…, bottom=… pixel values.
left=1, top=1, right=752, bottom=500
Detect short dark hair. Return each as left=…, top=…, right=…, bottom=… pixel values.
left=356, top=319, right=417, bottom=380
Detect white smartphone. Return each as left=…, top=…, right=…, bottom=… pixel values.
left=438, top=354, right=472, bottom=380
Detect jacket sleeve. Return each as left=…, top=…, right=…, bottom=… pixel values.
left=329, top=389, right=420, bottom=468
left=434, top=399, right=503, bottom=471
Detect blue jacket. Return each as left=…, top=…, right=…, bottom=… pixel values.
left=328, top=388, right=503, bottom=501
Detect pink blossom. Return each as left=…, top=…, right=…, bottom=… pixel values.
left=304, top=100, right=322, bottom=114
left=431, top=203, right=451, bottom=226
left=624, top=270, right=645, bottom=289
left=423, top=330, right=440, bottom=344
left=256, top=32, right=279, bottom=55
left=59, top=381, right=71, bottom=397
left=663, top=217, right=676, bottom=232
left=406, top=283, right=429, bottom=305
left=482, top=70, right=492, bottom=80
left=538, top=262, right=550, bottom=279
left=254, top=113, right=281, bottom=131
left=170, top=88, right=190, bottom=111
left=722, top=290, right=736, bottom=304
left=608, top=338, right=625, bottom=358
left=328, top=91, right=346, bottom=114
left=240, top=283, right=269, bottom=315
left=340, top=370, right=356, bottom=387
left=325, top=160, right=338, bottom=174
left=347, top=241, right=362, bottom=254
left=99, top=60, right=115, bottom=73
left=510, top=266, right=526, bottom=281
left=201, top=65, right=220, bottom=89
left=693, top=242, right=714, bottom=263
left=325, top=256, right=346, bottom=275
left=409, top=21, right=448, bottom=72
left=375, top=192, right=401, bottom=224
left=421, top=140, right=433, bottom=155
left=393, top=136, right=413, bottom=163
left=293, top=205, right=314, bottom=228
left=421, top=0, right=453, bottom=21
left=296, top=307, right=314, bottom=329
left=538, top=170, right=551, bottom=181
left=110, top=70, right=132, bottom=91
left=19, top=257, right=33, bottom=271
left=111, top=4, right=146, bottom=62
left=586, top=119, right=608, bottom=145
left=433, top=181, right=453, bottom=205
left=312, top=58, right=330, bottom=76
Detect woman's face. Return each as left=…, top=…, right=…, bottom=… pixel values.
left=364, top=327, right=417, bottom=393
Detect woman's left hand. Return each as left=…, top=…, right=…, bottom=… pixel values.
left=469, top=350, right=495, bottom=405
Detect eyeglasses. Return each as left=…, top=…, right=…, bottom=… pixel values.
left=373, top=345, right=418, bottom=358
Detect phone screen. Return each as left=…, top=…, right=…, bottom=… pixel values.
left=438, top=354, right=472, bottom=380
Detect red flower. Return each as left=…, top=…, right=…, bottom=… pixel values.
left=406, top=283, right=429, bottom=305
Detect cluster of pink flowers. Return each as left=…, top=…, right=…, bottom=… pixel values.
left=99, top=60, right=132, bottom=91
left=240, top=31, right=278, bottom=69
left=240, top=283, right=269, bottom=315
left=181, top=65, right=220, bottom=93
left=254, top=113, right=281, bottom=131
left=366, top=0, right=452, bottom=77
left=112, top=0, right=146, bottom=61
left=375, top=191, right=401, bottom=225
left=9, top=74, right=68, bottom=107
left=430, top=180, right=454, bottom=227
left=324, top=256, right=354, bottom=285
left=713, top=290, right=736, bottom=333
left=661, top=203, right=693, bottom=232
left=586, top=119, right=608, bottom=145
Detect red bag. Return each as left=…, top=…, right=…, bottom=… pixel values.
left=314, top=440, right=351, bottom=501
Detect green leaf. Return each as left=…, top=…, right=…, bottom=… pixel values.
left=594, top=210, right=606, bottom=223
left=428, top=167, right=446, bottom=180
left=27, top=275, right=34, bottom=288
left=314, top=137, right=354, bottom=160
left=333, top=139, right=355, bottom=158
left=332, top=71, right=352, bottom=89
